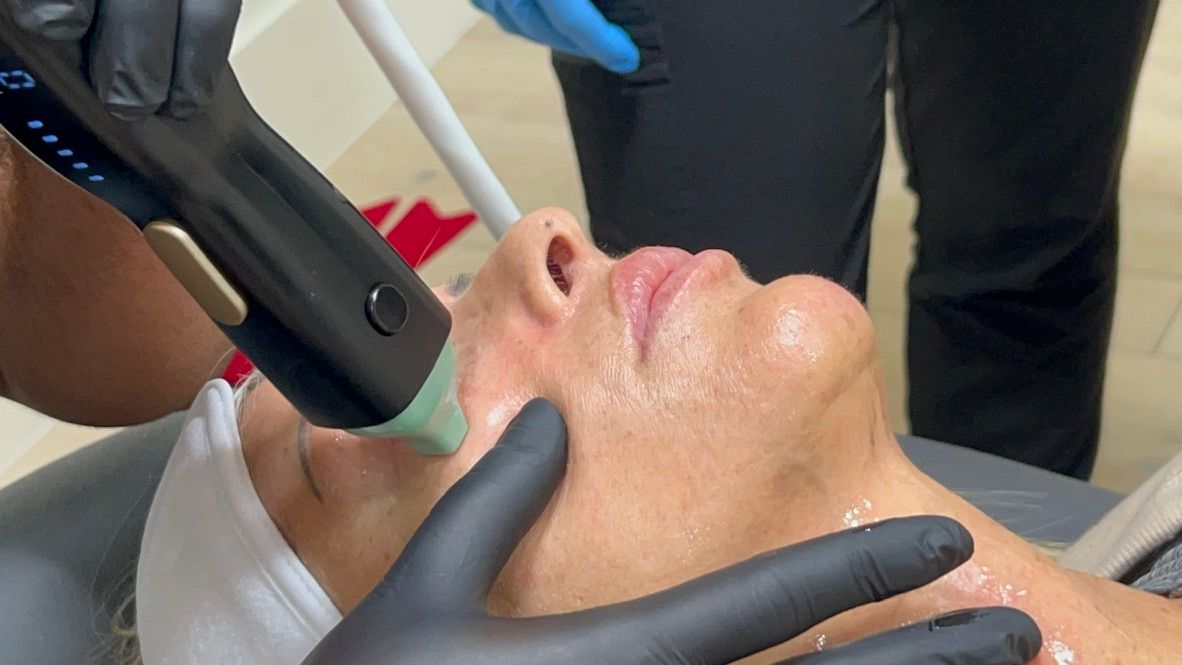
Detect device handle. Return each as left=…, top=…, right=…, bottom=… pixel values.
left=338, top=0, right=521, bottom=239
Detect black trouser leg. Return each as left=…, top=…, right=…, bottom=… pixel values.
left=553, top=0, right=890, bottom=293
left=893, top=0, right=1160, bottom=478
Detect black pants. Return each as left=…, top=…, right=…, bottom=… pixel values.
left=554, top=0, right=1160, bottom=479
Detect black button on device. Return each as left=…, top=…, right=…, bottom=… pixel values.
left=366, top=284, right=409, bottom=336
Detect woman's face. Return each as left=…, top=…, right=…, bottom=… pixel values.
left=243, top=208, right=882, bottom=617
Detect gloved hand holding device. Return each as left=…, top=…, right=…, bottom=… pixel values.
left=305, top=399, right=1042, bottom=664
left=7, top=0, right=242, bottom=118
left=470, top=0, right=640, bottom=74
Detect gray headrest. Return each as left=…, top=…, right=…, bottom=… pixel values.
left=0, top=412, right=185, bottom=665
left=900, top=434, right=1121, bottom=543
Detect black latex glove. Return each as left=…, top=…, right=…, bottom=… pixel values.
left=7, top=0, right=241, bottom=118
left=304, top=398, right=1041, bottom=664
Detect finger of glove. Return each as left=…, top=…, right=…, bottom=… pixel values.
left=7, top=0, right=95, bottom=39
left=469, top=0, right=497, bottom=16
left=551, top=516, right=973, bottom=664
left=88, top=0, right=181, bottom=118
left=488, top=3, right=529, bottom=39
left=164, top=0, right=240, bottom=118
left=479, top=0, right=584, bottom=56
left=502, top=0, right=589, bottom=58
left=537, top=0, right=639, bottom=73
left=775, top=607, right=1042, bottom=665
left=377, top=398, right=568, bottom=606
left=474, top=0, right=529, bottom=41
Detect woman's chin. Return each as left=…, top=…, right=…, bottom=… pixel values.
left=743, top=275, right=877, bottom=385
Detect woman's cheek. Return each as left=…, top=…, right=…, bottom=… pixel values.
left=454, top=324, right=552, bottom=451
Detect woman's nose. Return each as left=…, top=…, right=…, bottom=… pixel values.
left=487, top=208, right=596, bottom=325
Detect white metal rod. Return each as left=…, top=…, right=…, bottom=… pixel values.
left=337, top=0, right=520, bottom=239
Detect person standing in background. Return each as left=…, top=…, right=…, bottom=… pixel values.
left=474, top=0, right=1161, bottom=480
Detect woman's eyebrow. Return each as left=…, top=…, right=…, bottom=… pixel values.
left=447, top=272, right=475, bottom=298
left=296, top=418, right=324, bottom=503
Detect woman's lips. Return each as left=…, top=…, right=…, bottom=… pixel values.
left=611, top=246, right=703, bottom=355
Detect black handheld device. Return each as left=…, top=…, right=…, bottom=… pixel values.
left=0, top=12, right=467, bottom=453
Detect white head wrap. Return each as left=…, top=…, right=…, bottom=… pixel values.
left=136, top=380, right=342, bottom=664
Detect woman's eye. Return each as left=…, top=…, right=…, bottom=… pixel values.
left=447, top=272, right=475, bottom=298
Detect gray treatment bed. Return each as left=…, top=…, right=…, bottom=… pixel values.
left=0, top=414, right=1122, bottom=664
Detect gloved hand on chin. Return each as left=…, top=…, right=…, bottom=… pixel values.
left=304, top=398, right=1042, bottom=664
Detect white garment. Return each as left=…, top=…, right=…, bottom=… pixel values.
left=136, top=380, right=342, bottom=664
left=1061, top=448, right=1182, bottom=580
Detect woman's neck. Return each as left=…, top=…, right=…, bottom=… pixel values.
left=765, top=425, right=1173, bottom=664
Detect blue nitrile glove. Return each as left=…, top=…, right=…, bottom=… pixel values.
left=471, top=0, right=640, bottom=73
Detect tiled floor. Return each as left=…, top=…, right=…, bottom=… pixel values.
left=3, top=3, right=1181, bottom=493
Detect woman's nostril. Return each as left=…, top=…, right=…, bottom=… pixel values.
left=548, top=257, right=571, bottom=295
left=546, top=237, right=574, bottom=296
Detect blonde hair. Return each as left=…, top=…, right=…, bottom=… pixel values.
left=84, top=545, right=141, bottom=665
left=96, top=587, right=140, bottom=665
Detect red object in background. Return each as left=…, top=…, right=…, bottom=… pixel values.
left=221, top=352, right=256, bottom=387
left=387, top=200, right=478, bottom=269
left=362, top=198, right=400, bottom=227
left=220, top=197, right=478, bottom=386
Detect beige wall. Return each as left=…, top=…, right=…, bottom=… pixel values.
left=231, top=0, right=481, bottom=168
